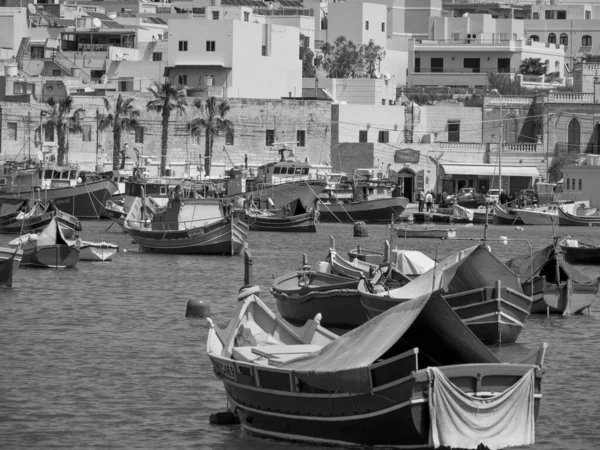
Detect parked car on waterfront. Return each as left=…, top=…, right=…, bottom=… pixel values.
left=486, top=189, right=504, bottom=204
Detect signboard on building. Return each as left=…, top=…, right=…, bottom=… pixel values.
left=416, top=170, right=425, bottom=192
left=394, top=149, right=420, bottom=164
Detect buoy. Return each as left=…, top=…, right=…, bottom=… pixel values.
left=209, top=411, right=240, bottom=425
left=353, top=221, right=369, bottom=237
left=186, top=299, right=211, bottom=318
left=123, top=249, right=128, bottom=253
left=499, top=236, right=508, bottom=245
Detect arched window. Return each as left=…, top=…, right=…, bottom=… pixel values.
left=560, top=33, right=568, bottom=46
left=568, top=118, right=581, bottom=153
left=582, top=35, right=592, bottom=46
left=530, top=35, right=539, bottom=42
left=548, top=33, right=556, bottom=44
left=504, top=115, right=518, bottom=144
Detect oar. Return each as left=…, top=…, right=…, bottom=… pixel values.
left=104, top=221, right=116, bottom=232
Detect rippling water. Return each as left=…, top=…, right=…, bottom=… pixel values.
left=1, top=220, right=599, bottom=449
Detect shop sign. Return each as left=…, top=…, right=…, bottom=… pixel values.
left=394, top=149, right=420, bottom=164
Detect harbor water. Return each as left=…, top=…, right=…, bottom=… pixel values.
left=1, top=221, right=599, bottom=449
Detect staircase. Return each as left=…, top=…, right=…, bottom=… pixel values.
left=16, top=37, right=31, bottom=72
left=52, top=50, right=90, bottom=78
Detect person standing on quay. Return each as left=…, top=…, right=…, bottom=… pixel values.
left=425, top=191, right=433, bottom=212
left=418, top=189, right=425, bottom=212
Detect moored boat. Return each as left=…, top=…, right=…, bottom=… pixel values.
left=558, top=236, right=600, bottom=264
left=359, top=245, right=532, bottom=344
left=319, top=197, right=409, bottom=223
left=207, top=284, right=547, bottom=448
left=0, top=246, right=23, bottom=287
left=8, top=217, right=80, bottom=268
left=79, top=241, right=119, bottom=262
left=517, top=201, right=590, bottom=226
left=0, top=200, right=81, bottom=235
left=237, top=199, right=316, bottom=233
left=493, top=204, right=523, bottom=225
left=395, top=226, right=457, bottom=239
left=557, top=206, right=600, bottom=227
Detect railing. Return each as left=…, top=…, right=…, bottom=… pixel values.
left=547, top=92, right=594, bottom=103
left=53, top=50, right=90, bottom=78
left=502, top=143, right=539, bottom=152
left=484, top=96, right=533, bottom=106
left=413, top=67, right=515, bottom=74
left=555, top=142, right=582, bottom=154
left=255, top=8, right=314, bottom=16
left=436, top=142, right=487, bottom=153
left=78, top=44, right=110, bottom=52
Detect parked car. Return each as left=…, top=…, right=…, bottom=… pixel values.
left=486, top=189, right=504, bottom=204
left=518, top=189, right=539, bottom=205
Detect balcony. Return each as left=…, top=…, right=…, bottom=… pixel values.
left=547, top=92, right=594, bottom=103
left=414, top=67, right=515, bottom=74
left=556, top=142, right=600, bottom=154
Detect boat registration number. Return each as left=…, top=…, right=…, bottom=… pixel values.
left=213, top=360, right=237, bottom=382
left=187, top=229, right=205, bottom=238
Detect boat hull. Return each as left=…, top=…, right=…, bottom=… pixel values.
left=79, top=243, right=119, bottom=262
left=20, top=244, right=80, bottom=268
left=127, top=218, right=248, bottom=255
left=318, top=197, right=409, bottom=223
left=516, top=209, right=556, bottom=225
left=543, top=279, right=599, bottom=314
left=0, top=247, right=22, bottom=287
left=240, top=211, right=316, bottom=233
left=560, top=245, right=600, bottom=264
left=0, top=179, right=118, bottom=219
left=557, top=207, right=600, bottom=226
left=493, top=205, right=523, bottom=225
left=396, top=227, right=457, bottom=239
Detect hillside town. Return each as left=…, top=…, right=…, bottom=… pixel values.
left=1, top=0, right=600, bottom=204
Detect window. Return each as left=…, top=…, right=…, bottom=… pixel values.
left=463, top=58, right=480, bottom=73
left=178, top=40, right=188, bottom=51
left=134, top=126, right=144, bottom=144
left=548, top=33, right=556, bottom=44
left=177, top=74, right=187, bottom=85
left=82, top=125, right=92, bottom=142
left=431, top=58, right=443, bottom=73
left=192, top=128, right=201, bottom=144
left=452, top=32, right=460, bottom=41
left=53, top=70, right=61, bottom=76
left=586, top=11, right=591, bottom=19
left=568, top=118, right=580, bottom=152
left=414, top=57, right=420, bottom=73
left=7, top=122, right=17, bottom=140
left=13, top=82, right=33, bottom=94
left=225, top=129, right=234, bottom=145
left=206, top=41, right=215, bottom=52
left=365, top=21, right=369, bottom=31
left=560, top=33, right=568, bottom=46
left=359, top=130, right=368, bottom=142
left=566, top=178, right=571, bottom=190
left=31, top=47, right=44, bottom=59
left=321, top=18, right=327, bottom=30
left=498, top=58, right=511, bottom=73
left=530, top=35, right=539, bottom=42
left=45, top=126, right=54, bottom=142
left=583, top=35, right=592, bottom=46
left=533, top=12, right=539, bottom=19
left=266, top=129, right=275, bottom=146
left=448, top=121, right=460, bottom=142
left=119, top=80, right=128, bottom=91
left=244, top=11, right=249, bottom=22
left=545, top=10, right=555, bottom=19
left=382, top=22, right=385, bottom=32
left=296, top=130, right=306, bottom=147
left=303, top=35, right=310, bottom=47
left=557, top=10, right=566, bottom=20
left=152, top=52, right=162, bottom=61
left=579, top=179, right=582, bottom=190
left=212, top=11, right=219, bottom=20
left=262, top=45, right=267, bottom=56
left=378, top=131, right=389, bottom=143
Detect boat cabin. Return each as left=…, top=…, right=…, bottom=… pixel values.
left=0, top=161, right=89, bottom=193
left=352, top=168, right=396, bottom=202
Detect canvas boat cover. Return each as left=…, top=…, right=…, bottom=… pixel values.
left=281, top=245, right=501, bottom=394
left=391, top=249, right=434, bottom=276
left=452, top=204, right=474, bottom=221
left=428, top=366, right=535, bottom=449
left=177, top=199, right=223, bottom=230
left=0, top=199, right=28, bottom=217
left=506, top=243, right=595, bottom=285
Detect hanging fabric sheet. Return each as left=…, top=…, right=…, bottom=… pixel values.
left=427, top=367, right=535, bottom=450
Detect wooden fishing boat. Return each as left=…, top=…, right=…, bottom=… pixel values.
left=207, top=285, right=547, bottom=448
left=318, top=197, right=409, bottom=223
left=348, top=246, right=384, bottom=264
left=517, top=201, right=590, bottom=226
left=271, top=266, right=365, bottom=330
left=0, top=246, right=23, bottom=287
left=493, top=204, right=523, bottom=225
left=558, top=237, right=600, bottom=264
left=469, top=207, right=494, bottom=224
left=124, top=197, right=248, bottom=255
left=557, top=206, right=600, bottom=227
left=359, top=245, right=532, bottom=344
left=395, top=226, right=457, bottom=239
left=238, top=199, right=316, bottom=233
left=79, top=241, right=119, bottom=262
left=8, top=217, right=80, bottom=268
left=0, top=200, right=81, bottom=235
left=506, top=243, right=600, bottom=315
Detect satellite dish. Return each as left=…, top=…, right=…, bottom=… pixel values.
left=92, top=17, right=102, bottom=28
left=27, top=3, right=36, bottom=14
left=373, top=70, right=381, bottom=79
left=383, top=71, right=392, bottom=81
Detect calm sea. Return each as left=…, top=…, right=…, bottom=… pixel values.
left=1, top=220, right=599, bottom=449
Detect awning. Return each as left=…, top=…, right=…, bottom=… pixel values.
left=441, top=164, right=539, bottom=178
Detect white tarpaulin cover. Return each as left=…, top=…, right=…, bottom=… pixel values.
left=428, top=367, right=535, bottom=450
left=452, top=204, right=474, bottom=221
left=391, top=249, right=434, bottom=276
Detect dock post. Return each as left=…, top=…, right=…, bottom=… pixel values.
left=244, top=242, right=253, bottom=286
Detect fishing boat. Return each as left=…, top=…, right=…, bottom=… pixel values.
left=207, top=284, right=547, bottom=448
left=557, top=206, right=600, bottom=227
left=237, top=199, right=316, bottom=233
left=506, top=243, right=600, bottom=315
left=8, top=217, right=80, bottom=268
left=395, top=226, right=457, bottom=239
left=0, top=246, right=23, bottom=287
left=271, top=264, right=365, bottom=330
left=348, top=246, right=385, bottom=264
left=0, top=200, right=81, bottom=235
left=493, top=204, right=523, bottom=225
left=516, top=201, right=589, bottom=226
left=359, top=245, right=533, bottom=344
left=558, top=237, right=600, bottom=264
left=0, top=161, right=118, bottom=219
left=318, top=168, right=408, bottom=223
left=124, top=197, right=248, bottom=255
left=469, top=206, right=494, bottom=224
left=79, top=241, right=119, bottom=262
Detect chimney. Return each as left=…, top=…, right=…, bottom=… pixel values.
left=594, top=77, right=600, bottom=103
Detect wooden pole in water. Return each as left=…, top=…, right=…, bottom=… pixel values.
left=389, top=213, right=395, bottom=263
left=244, top=242, right=253, bottom=285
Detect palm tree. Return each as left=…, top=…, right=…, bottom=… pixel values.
left=44, top=96, right=85, bottom=166
left=98, top=94, right=141, bottom=170
left=519, top=57, right=547, bottom=76
left=189, top=97, right=234, bottom=177
left=146, top=81, right=187, bottom=176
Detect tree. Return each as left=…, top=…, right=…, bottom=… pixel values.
left=486, top=72, right=525, bottom=96
left=98, top=94, right=140, bottom=170
left=189, top=96, right=234, bottom=177
left=548, top=151, right=580, bottom=183
left=519, top=57, right=547, bottom=76
left=43, top=96, right=85, bottom=166
left=146, top=81, right=187, bottom=176
left=362, top=40, right=386, bottom=78
left=300, top=35, right=317, bottom=78
left=320, top=36, right=364, bottom=78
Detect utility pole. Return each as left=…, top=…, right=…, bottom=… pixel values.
left=27, top=111, right=31, bottom=160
